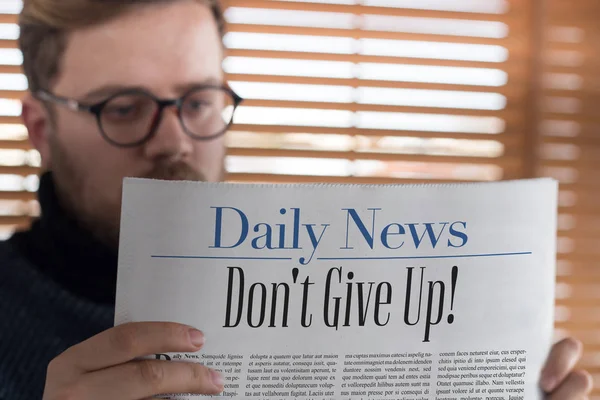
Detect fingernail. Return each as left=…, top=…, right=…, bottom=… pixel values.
left=211, top=369, right=224, bottom=388
left=541, top=376, right=555, bottom=392
left=188, top=329, right=205, bottom=348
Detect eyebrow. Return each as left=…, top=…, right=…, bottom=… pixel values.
left=80, top=77, right=224, bottom=102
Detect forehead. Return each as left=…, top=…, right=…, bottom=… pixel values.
left=55, top=1, right=223, bottom=97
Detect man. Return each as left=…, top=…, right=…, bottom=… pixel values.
left=0, top=0, right=593, bottom=399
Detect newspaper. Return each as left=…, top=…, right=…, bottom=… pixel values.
left=115, top=178, right=558, bottom=400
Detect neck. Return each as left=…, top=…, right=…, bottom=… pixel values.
left=10, top=171, right=118, bottom=305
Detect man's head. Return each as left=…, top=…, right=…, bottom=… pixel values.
left=19, top=0, right=231, bottom=248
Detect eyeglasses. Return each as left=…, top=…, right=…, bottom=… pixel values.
left=35, top=85, right=244, bottom=148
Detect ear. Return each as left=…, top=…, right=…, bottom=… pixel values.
left=21, top=93, right=52, bottom=170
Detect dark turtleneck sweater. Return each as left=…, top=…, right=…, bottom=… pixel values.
left=0, top=172, right=116, bottom=399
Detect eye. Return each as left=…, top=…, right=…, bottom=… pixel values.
left=106, top=104, right=137, bottom=118
left=184, top=99, right=211, bottom=114
left=102, top=94, right=155, bottom=123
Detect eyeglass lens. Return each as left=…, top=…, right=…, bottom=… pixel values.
left=99, top=88, right=236, bottom=145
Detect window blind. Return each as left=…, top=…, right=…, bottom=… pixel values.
left=221, top=0, right=532, bottom=187
left=538, top=0, right=600, bottom=391
left=0, top=0, right=36, bottom=241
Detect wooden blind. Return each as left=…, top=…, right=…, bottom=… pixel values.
left=0, top=0, right=598, bottom=395
left=0, top=0, right=36, bottom=241
left=537, top=0, right=600, bottom=393
left=221, top=0, right=532, bottom=187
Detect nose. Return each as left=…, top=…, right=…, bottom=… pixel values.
left=142, top=105, right=193, bottom=161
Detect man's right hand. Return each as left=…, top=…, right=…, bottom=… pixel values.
left=42, top=322, right=224, bottom=400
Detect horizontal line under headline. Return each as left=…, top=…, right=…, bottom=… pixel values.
left=318, top=252, right=532, bottom=260
left=151, top=255, right=294, bottom=260
left=150, top=252, right=532, bottom=261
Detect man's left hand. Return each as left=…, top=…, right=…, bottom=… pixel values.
left=541, top=337, right=593, bottom=399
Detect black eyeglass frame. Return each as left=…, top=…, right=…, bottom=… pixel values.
left=35, top=85, right=244, bottom=148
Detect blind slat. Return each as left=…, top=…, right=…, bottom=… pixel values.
left=0, top=14, right=17, bottom=24
left=226, top=74, right=525, bottom=97
left=545, top=66, right=600, bottom=75
left=0, top=140, right=30, bottom=150
left=558, top=264, right=600, bottom=274
left=226, top=23, right=526, bottom=49
left=543, top=159, right=600, bottom=168
left=557, top=211, right=600, bottom=219
left=554, top=254, right=600, bottom=264
left=559, top=228, right=600, bottom=240
left=223, top=0, right=520, bottom=23
left=240, top=98, right=521, bottom=119
left=538, top=89, right=599, bottom=99
left=0, top=65, right=22, bottom=74
left=0, top=116, right=24, bottom=124
left=0, top=166, right=38, bottom=175
left=559, top=276, right=600, bottom=284
left=0, top=39, right=18, bottom=50
left=225, top=49, right=528, bottom=70
left=0, top=191, right=36, bottom=201
left=228, top=147, right=519, bottom=168
left=542, top=136, right=600, bottom=147
left=227, top=173, right=483, bottom=184
left=544, top=113, right=600, bottom=123
left=0, top=216, right=30, bottom=227
left=0, top=90, right=24, bottom=100
left=230, top=124, right=521, bottom=143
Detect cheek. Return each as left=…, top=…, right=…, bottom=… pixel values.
left=59, top=116, right=113, bottom=167
left=54, top=114, right=140, bottom=192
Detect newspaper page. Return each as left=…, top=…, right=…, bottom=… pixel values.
left=115, top=178, right=558, bottom=400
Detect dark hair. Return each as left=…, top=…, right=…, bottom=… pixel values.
left=19, top=0, right=226, bottom=93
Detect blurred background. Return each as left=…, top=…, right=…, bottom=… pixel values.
left=0, top=0, right=598, bottom=395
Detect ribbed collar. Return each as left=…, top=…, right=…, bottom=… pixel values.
left=10, top=171, right=118, bottom=305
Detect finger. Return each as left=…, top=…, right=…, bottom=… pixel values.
left=548, top=370, right=593, bottom=400
left=78, top=360, right=224, bottom=400
left=60, top=322, right=205, bottom=372
left=541, top=337, right=583, bottom=392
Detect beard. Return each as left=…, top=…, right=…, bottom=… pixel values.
left=142, top=158, right=208, bottom=181
left=48, top=134, right=224, bottom=251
